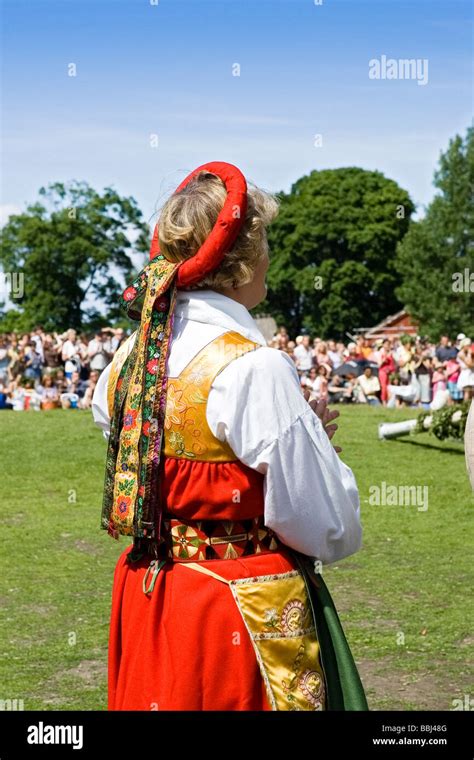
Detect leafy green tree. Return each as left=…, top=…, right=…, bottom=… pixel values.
left=0, top=181, right=150, bottom=332
left=259, top=167, right=414, bottom=338
left=395, top=127, right=474, bottom=339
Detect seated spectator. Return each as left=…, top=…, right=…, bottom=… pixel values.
left=53, top=368, right=68, bottom=394
left=342, top=373, right=358, bottom=403
left=11, top=377, right=41, bottom=411
left=67, top=369, right=88, bottom=398
left=24, top=341, right=43, bottom=381
left=38, top=374, right=60, bottom=410
left=302, top=365, right=329, bottom=402
left=327, top=374, right=345, bottom=403
left=11, top=381, right=27, bottom=411
left=60, top=392, right=80, bottom=409
left=387, top=373, right=421, bottom=408
left=0, top=338, right=10, bottom=383
left=80, top=370, right=100, bottom=410
left=0, top=381, right=13, bottom=410
left=301, top=366, right=318, bottom=391
left=356, top=367, right=381, bottom=406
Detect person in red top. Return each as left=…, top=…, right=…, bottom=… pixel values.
left=377, top=339, right=396, bottom=404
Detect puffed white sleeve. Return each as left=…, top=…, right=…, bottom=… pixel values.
left=206, top=347, right=362, bottom=564
left=91, top=332, right=137, bottom=438
left=91, top=363, right=113, bottom=438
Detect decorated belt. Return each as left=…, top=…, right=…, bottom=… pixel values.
left=158, top=514, right=282, bottom=562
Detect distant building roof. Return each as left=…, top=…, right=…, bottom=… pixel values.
left=355, top=309, right=419, bottom=339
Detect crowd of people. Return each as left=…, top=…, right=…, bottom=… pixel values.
left=269, top=329, right=474, bottom=409
left=0, top=326, right=125, bottom=411
left=0, top=323, right=472, bottom=412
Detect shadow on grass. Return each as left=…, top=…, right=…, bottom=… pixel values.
left=395, top=438, right=465, bottom=455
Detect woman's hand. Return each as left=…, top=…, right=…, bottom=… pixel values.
left=308, top=397, right=342, bottom=453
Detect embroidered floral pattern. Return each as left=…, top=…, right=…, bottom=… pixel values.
left=281, top=599, right=307, bottom=634
left=165, top=384, right=188, bottom=429
left=187, top=363, right=209, bottom=385
left=168, top=431, right=196, bottom=458
left=162, top=333, right=260, bottom=462
left=298, top=669, right=324, bottom=707
left=282, top=634, right=326, bottom=711
left=260, top=595, right=310, bottom=637
left=229, top=570, right=326, bottom=711
left=101, top=255, right=180, bottom=541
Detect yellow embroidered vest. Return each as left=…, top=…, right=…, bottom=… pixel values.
left=163, top=331, right=260, bottom=461
left=107, top=331, right=261, bottom=462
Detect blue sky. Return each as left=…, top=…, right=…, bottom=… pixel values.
left=1, top=0, right=472, bottom=228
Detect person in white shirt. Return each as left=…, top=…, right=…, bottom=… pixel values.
left=88, top=331, right=113, bottom=372
left=61, top=329, right=83, bottom=379
left=327, top=339, right=343, bottom=369
left=93, top=290, right=361, bottom=563
left=293, top=334, right=313, bottom=375
left=356, top=367, right=381, bottom=406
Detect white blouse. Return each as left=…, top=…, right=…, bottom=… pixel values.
left=92, top=289, right=362, bottom=564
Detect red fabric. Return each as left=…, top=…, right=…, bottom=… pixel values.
left=108, top=457, right=287, bottom=710
left=160, top=457, right=265, bottom=520
left=379, top=355, right=395, bottom=403
left=108, top=544, right=299, bottom=710
left=148, top=161, right=248, bottom=287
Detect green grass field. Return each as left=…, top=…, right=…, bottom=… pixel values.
left=0, top=406, right=472, bottom=711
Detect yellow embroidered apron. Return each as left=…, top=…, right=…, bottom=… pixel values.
left=180, top=562, right=327, bottom=711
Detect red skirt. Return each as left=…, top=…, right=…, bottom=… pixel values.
left=108, top=544, right=300, bottom=710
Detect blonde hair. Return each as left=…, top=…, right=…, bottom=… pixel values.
left=157, top=171, right=279, bottom=289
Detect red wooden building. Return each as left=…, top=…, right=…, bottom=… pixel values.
left=356, top=309, right=419, bottom=340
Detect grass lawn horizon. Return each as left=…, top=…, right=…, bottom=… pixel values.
left=1, top=405, right=472, bottom=710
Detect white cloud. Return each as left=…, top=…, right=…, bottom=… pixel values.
left=0, top=204, right=22, bottom=227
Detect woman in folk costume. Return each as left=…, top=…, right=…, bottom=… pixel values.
left=92, top=161, right=368, bottom=712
